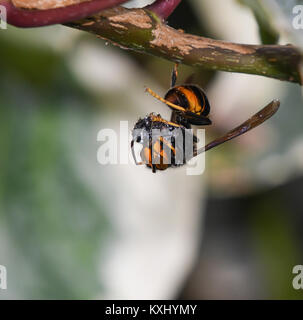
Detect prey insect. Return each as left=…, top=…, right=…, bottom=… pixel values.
left=131, top=64, right=280, bottom=173
left=131, top=113, right=199, bottom=172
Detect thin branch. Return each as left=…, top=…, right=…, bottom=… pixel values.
left=2, top=1, right=302, bottom=84
left=0, top=0, right=129, bottom=27
left=65, top=6, right=302, bottom=84
left=146, top=0, right=182, bottom=20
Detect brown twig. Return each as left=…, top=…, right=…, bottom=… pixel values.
left=66, top=6, right=302, bottom=84
left=2, top=1, right=302, bottom=84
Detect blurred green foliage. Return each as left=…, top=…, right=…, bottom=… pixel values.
left=250, top=195, right=303, bottom=299
left=238, top=0, right=280, bottom=44
left=0, top=29, right=109, bottom=299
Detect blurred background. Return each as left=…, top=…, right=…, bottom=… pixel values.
left=0, top=0, right=303, bottom=299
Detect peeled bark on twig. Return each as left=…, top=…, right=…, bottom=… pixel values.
left=66, top=6, right=302, bottom=84
left=2, top=1, right=302, bottom=84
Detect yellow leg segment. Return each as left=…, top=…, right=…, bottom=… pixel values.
left=145, top=87, right=186, bottom=112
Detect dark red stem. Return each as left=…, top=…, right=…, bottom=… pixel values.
left=146, top=0, right=182, bottom=19
left=0, top=0, right=129, bottom=27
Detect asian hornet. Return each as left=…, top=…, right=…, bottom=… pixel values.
left=131, top=64, right=280, bottom=173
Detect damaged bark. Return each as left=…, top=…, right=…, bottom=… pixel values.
left=66, top=6, right=302, bottom=84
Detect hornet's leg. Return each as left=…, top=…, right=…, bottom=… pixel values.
left=171, top=63, right=179, bottom=87
left=145, top=87, right=186, bottom=112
